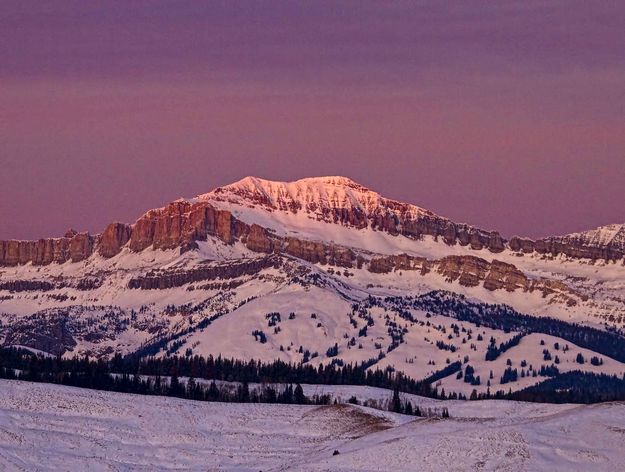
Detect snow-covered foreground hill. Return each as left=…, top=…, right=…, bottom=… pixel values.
left=0, top=379, right=623, bottom=471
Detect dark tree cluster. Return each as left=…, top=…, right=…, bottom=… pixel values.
left=485, top=334, right=524, bottom=361
left=252, top=330, right=267, bottom=343
left=389, top=386, right=433, bottom=417
left=326, top=343, right=339, bottom=357
left=435, top=340, right=457, bottom=352
left=462, top=365, right=480, bottom=386
left=266, top=312, right=281, bottom=327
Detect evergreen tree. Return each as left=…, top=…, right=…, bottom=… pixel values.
left=208, top=381, right=220, bottom=401
left=294, top=384, right=306, bottom=404
left=237, top=382, right=250, bottom=402
left=390, top=387, right=402, bottom=413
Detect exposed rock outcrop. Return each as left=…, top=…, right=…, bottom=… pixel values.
left=0, top=280, right=56, bottom=292
left=433, top=256, right=528, bottom=292
left=366, top=252, right=579, bottom=301
left=510, top=224, right=625, bottom=261
left=0, top=232, right=94, bottom=266
left=99, top=222, right=132, bottom=258
left=284, top=238, right=334, bottom=266
left=128, top=201, right=246, bottom=252
left=69, top=232, right=94, bottom=262
left=392, top=215, right=506, bottom=253
left=368, top=254, right=429, bottom=274
left=534, top=237, right=623, bottom=261
left=243, top=224, right=274, bottom=253
left=128, top=255, right=281, bottom=290
left=509, top=237, right=536, bottom=254
left=435, top=255, right=490, bottom=288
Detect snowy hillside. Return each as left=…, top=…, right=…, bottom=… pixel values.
left=0, top=379, right=624, bottom=471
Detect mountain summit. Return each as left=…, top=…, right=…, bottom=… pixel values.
left=197, top=175, right=433, bottom=223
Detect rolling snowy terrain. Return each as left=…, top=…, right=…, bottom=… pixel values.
left=0, top=379, right=624, bottom=471
left=1, top=176, right=625, bottom=396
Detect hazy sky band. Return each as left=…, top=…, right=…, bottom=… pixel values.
left=1, top=1, right=624, bottom=239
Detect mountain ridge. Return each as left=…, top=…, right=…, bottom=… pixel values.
left=1, top=176, right=623, bottom=267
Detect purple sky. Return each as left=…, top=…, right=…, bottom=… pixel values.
left=1, top=1, right=624, bottom=240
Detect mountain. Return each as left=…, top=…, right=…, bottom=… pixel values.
left=1, top=176, right=625, bottom=397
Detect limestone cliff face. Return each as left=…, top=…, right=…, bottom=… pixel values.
left=0, top=201, right=245, bottom=266
left=366, top=253, right=581, bottom=303
left=242, top=224, right=274, bottom=253
left=99, top=223, right=132, bottom=258
left=368, top=254, right=506, bottom=288
left=0, top=232, right=94, bottom=266
left=128, top=201, right=245, bottom=252
left=128, top=256, right=281, bottom=290
left=282, top=238, right=353, bottom=267
left=69, top=232, right=94, bottom=262
left=510, top=234, right=624, bottom=261
left=390, top=214, right=506, bottom=253
left=508, top=237, right=536, bottom=254
left=434, top=256, right=529, bottom=293
left=368, top=254, right=429, bottom=274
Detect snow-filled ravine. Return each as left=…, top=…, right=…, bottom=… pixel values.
left=0, top=379, right=623, bottom=471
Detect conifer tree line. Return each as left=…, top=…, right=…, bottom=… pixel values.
left=0, top=347, right=459, bottom=416
left=385, top=386, right=449, bottom=418
left=0, top=346, right=442, bottom=398
left=437, top=370, right=625, bottom=403
left=509, top=371, right=625, bottom=403
left=3, top=357, right=332, bottom=407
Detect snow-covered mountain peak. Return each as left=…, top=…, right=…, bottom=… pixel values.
left=562, top=223, right=625, bottom=249
left=227, top=175, right=364, bottom=191
left=195, top=175, right=433, bottom=222
left=198, top=175, right=378, bottom=206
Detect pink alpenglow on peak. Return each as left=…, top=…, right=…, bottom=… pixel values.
left=197, top=175, right=433, bottom=220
